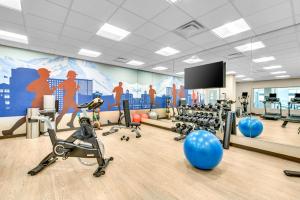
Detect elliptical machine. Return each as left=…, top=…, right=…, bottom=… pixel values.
left=238, top=92, right=249, bottom=117
left=28, top=97, right=113, bottom=177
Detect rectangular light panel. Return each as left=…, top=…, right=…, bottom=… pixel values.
left=212, top=18, right=251, bottom=38
left=152, top=66, right=168, bottom=71
left=96, top=23, right=130, bottom=41
left=0, top=29, right=28, bottom=44
left=0, top=0, right=21, bottom=11
left=270, top=71, right=286, bottom=75
left=252, top=56, right=275, bottom=63
left=155, top=47, right=180, bottom=56
left=275, top=75, right=290, bottom=78
left=263, top=65, right=282, bottom=70
left=182, top=56, right=203, bottom=64
left=78, top=49, right=101, bottom=57
left=235, top=41, right=265, bottom=52
left=126, top=60, right=144, bottom=66
left=176, top=72, right=184, bottom=75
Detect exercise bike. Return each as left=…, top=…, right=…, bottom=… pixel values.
left=28, top=97, right=113, bottom=177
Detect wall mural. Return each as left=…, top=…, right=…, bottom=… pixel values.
left=0, top=46, right=193, bottom=135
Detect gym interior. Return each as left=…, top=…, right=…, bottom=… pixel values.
left=0, top=0, right=300, bottom=199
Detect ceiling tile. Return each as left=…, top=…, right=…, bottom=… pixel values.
left=172, top=40, right=196, bottom=51
left=253, top=17, right=294, bottom=35
left=89, top=35, right=117, bottom=49
left=122, top=0, right=170, bottom=20
left=245, top=2, right=293, bottom=30
left=154, top=32, right=184, bottom=46
left=66, top=11, right=102, bottom=33
left=61, top=26, right=94, bottom=41
left=0, top=6, right=23, bottom=25
left=198, top=3, right=241, bottom=29
left=151, top=6, right=192, bottom=31
left=176, top=0, right=227, bottom=18
left=108, top=8, right=146, bottom=31
left=108, top=0, right=125, bottom=6
left=135, top=23, right=167, bottom=40
left=189, top=31, right=222, bottom=46
left=58, top=36, right=86, bottom=49
left=46, top=0, right=72, bottom=8
left=292, top=0, right=300, bottom=14
left=111, top=42, right=136, bottom=53
left=25, top=14, right=64, bottom=34
left=23, top=0, right=68, bottom=23
left=232, top=0, right=287, bottom=17
left=122, top=34, right=151, bottom=47
left=27, top=28, right=59, bottom=42
left=71, top=0, right=118, bottom=21
left=0, top=19, right=26, bottom=34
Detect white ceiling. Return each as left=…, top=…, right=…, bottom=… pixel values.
left=0, top=0, right=299, bottom=82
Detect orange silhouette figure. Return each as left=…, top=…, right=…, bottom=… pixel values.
left=2, top=68, right=56, bottom=136
left=149, top=85, right=156, bottom=110
left=179, top=85, right=185, bottom=99
left=111, top=82, right=123, bottom=110
left=192, top=90, right=199, bottom=104
left=56, top=70, right=80, bottom=128
left=172, top=84, right=177, bottom=107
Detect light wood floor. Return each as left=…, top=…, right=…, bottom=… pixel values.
left=236, top=118, right=300, bottom=147
left=1, top=125, right=300, bottom=200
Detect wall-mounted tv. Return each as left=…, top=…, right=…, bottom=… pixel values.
left=184, top=61, right=226, bottom=89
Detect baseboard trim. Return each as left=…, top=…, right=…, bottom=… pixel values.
left=0, top=133, right=26, bottom=139
left=231, top=143, right=300, bottom=163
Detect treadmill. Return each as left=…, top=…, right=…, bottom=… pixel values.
left=262, top=93, right=282, bottom=120
left=282, top=93, right=300, bottom=129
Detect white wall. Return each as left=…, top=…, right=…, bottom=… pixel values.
left=236, top=78, right=300, bottom=115
left=221, top=75, right=237, bottom=110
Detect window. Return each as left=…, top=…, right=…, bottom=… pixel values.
left=253, top=87, right=300, bottom=109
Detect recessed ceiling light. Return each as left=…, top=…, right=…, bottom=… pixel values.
left=152, top=66, right=168, bottom=71
left=211, top=18, right=251, bottom=38
left=242, top=78, right=254, bottom=81
left=182, top=56, right=203, bottom=64
left=155, top=47, right=180, bottom=56
left=235, top=41, right=265, bottom=52
left=236, top=75, right=245, bottom=78
left=0, top=0, right=21, bottom=11
left=275, top=75, right=290, bottom=78
left=78, top=49, right=101, bottom=57
left=0, top=29, right=28, bottom=44
left=270, top=71, right=286, bottom=75
left=263, top=65, right=282, bottom=70
left=126, top=60, right=144, bottom=66
left=176, top=72, right=184, bottom=75
left=252, top=56, right=275, bottom=63
left=96, top=23, right=130, bottom=41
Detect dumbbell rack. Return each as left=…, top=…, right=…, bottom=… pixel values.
left=172, top=104, right=224, bottom=141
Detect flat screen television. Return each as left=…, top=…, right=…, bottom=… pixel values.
left=242, top=92, right=248, bottom=97
left=269, top=93, right=277, bottom=98
left=184, top=61, right=226, bottom=89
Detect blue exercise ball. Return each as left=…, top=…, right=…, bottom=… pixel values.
left=238, top=117, right=263, bottom=138
left=184, top=130, right=223, bottom=170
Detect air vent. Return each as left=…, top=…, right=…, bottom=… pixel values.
left=227, top=52, right=245, bottom=60
left=174, top=20, right=205, bottom=39
left=113, top=57, right=128, bottom=63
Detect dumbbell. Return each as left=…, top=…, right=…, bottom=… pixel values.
left=182, top=125, right=193, bottom=135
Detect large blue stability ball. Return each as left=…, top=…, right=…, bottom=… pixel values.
left=238, top=117, right=263, bottom=138
left=184, top=130, right=223, bottom=170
